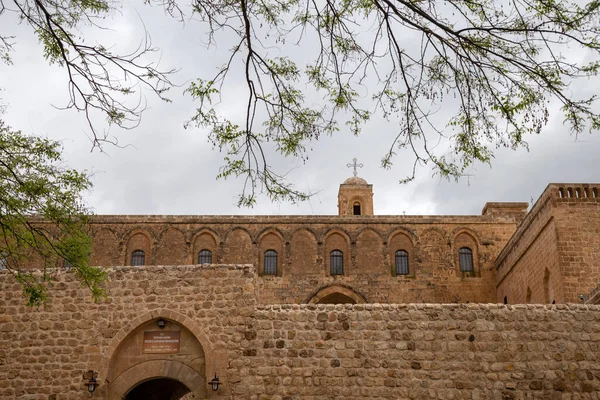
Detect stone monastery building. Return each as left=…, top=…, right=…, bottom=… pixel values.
left=1, top=176, right=600, bottom=399
left=88, top=177, right=600, bottom=306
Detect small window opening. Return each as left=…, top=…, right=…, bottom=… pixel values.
left=131, top=250, right=145, bottom=266
left=543, top=268, right=551, bottom=303
left=395, top=250, right=409, bottom=275
left=264, top=250, right=278, bottom=275
left=330, top=250, right=344, bottom=275
left=353, top=202, right=361, bottom=215
left=503, top=296, right=508, bottom=304
left=458, top=247, right=474, bottom=274
left=198, top=249, right=212, bottom=264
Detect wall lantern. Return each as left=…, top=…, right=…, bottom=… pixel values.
left=84, top=370, right=99, bottom=394
left=157, top=318, right=166, bottom=329
left=209, top=373, right=221, bottom=391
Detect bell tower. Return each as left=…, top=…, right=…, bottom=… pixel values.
left=338, top=158, right=374, bottom=216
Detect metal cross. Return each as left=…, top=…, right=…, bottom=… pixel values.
left=346, top=158, right=364, bottom=177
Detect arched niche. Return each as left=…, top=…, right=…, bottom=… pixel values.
left=192, top=231, right=218, bottom=264
left=347, top=196, right=365, bottom=216
left=419, top=228, right=446, bottom=276
left=222, top=228, right=253, bottom=265
left=106, top=318, right=206, bottom=400
left=290, top=229, right=319, bottom=275
left=155, top=228, right=187, bottom=266
left=454, top=231, right=479, bottom=277
left=258, top=231, right=283, bottom=276
left=388, top=231, right=414, bottom=276
left=306, top=285, right=367, bottom=304
left=126, top=231, right=152, bottom=266
left=355, top=229, right=383, bottom=275
left=91, top=228, right=120, bottom=266
left=324, top=230, right=350, bottom=276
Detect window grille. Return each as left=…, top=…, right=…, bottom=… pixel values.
left=395, top=250, right=409, bottom=275
left=131, top=250, right=145, bottom=266
left=198, top=250, right=212, bottom=264
left=330, top=250, right=344, bottom=275
left=264, top=250, right=278, bottom=275
left=458, top=247, right=474, bottom=273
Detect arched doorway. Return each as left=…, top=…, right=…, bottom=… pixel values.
left=306, top=284, right=367, bottom=304
left=106, top=318, right=207, bottom=400
left=126, top=378, right=191, bottom=400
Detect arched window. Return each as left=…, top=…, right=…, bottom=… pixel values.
left=198, top=249, right=212, bottom=264
left=458, top=247, right=474, bottom=273
left=353, top=202, right=361, bottom=215
left=264, top=250, right=278, bottom=275
left=395, top=250, right=409, bottom=275
left=330, top=250, right=344, bottom=275
left=131, top=250, right=145, bottom=266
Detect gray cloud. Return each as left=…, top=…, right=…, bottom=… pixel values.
left=1, top=3, right=600, bottom=217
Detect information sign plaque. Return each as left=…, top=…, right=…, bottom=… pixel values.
left=142, top=331, right=181, bottom=354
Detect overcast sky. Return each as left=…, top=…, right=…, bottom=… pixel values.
left=1, top=2, right=599, bottom=217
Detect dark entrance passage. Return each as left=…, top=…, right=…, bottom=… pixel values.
left=318, top=292, right=357, bottom=304
left=126, top=378, right=191, bottom=400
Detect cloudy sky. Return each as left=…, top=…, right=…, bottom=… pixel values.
left=1, top=2, right=600, bottom=217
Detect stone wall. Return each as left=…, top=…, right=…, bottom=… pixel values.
left=242, top=303, right=600, bottom=399
left=1, top=266, right=600, bottom=399
left=0, top=265, right=257, bottom=399
left=496, top=184, right=600, bottom=304
left=553, top=185, right=600, bottom=303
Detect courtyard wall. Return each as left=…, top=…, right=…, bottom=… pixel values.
left=1, top=266, right=600, bottom=399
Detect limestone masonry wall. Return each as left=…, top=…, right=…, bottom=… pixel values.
left=1, top=266, right=600, bottom=399
left=496, top=184, right=600, bottom=304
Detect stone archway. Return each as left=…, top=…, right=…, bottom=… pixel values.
left=306, top=284, right=367, bottom=304
left=105, top=318, right=207, bottom=400
left=108, top=360, right=205, bottom=400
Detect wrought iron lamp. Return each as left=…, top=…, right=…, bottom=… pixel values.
left=209, top=373, right=221, bottom=391
left=84, top=370, right=99, bottom=394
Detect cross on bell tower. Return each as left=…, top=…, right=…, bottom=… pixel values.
left=346, top=158, right=364, bottom=177
left=338, top=158, right=373, bottom=216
